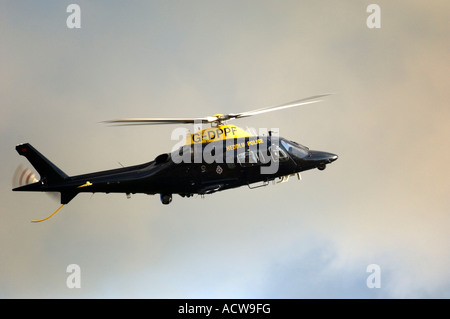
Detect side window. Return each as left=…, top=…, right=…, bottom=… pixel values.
left=268, top=145, right=288, bottom=162
left=237, top=151, right=259, bottom=167
left=258, top=150, right=269, bottom=164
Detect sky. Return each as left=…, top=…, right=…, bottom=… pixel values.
left=1, top=0, right=449, bottom=298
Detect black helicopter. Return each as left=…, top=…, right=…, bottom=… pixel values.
left=13, top=95, right=337, bottom=221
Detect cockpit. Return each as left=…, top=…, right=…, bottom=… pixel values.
left=280, top=139, right=310, bottom=159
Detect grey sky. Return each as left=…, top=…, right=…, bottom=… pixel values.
left=1, top=1, right=449, bottom=298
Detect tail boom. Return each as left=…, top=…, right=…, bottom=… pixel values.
left=13, top=143, right=156, bottom=204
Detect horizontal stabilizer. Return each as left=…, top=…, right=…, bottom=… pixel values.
left=12, top=182, right=43, bottom=192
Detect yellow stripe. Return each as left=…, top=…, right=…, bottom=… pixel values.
left=31, top=204, right=65, bottom=223
left=77, top=181, right=92, bottom=188
left=186, top=124, right=253, bottom=145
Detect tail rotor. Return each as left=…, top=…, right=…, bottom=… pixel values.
left=12, top=164, right=63, bottom=222
left=12, top=164, right=38, bottom=188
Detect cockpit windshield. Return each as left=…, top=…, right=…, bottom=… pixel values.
left=280, top=139, right=309, bottom=158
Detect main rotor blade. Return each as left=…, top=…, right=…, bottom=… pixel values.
left=103, top=117, right=217, bottom=126
left=229, top=94, right=331, bottom=120
left=103, top=94, right=331, bottom=126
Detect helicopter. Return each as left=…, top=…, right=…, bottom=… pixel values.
left=12, top=94, right=338, bottom=222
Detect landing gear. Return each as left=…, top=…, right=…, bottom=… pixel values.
left=318, top=163, right=326, bottom=171
left=160, top=193, right=172, bottom=205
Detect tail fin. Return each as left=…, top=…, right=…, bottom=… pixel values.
left=15, top=143, right=68, bottom=184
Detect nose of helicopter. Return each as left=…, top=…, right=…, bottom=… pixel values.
left=310, top=151, right=338, bottom=162
left=308, top=151, right=338, bottom=170
left=328, top=153, right=338, bottom=163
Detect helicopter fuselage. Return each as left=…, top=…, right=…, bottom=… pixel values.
left=13, top=135, right=337, bottom=205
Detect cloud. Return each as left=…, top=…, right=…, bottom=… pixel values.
left=1, top=0, right=449, bottom=298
